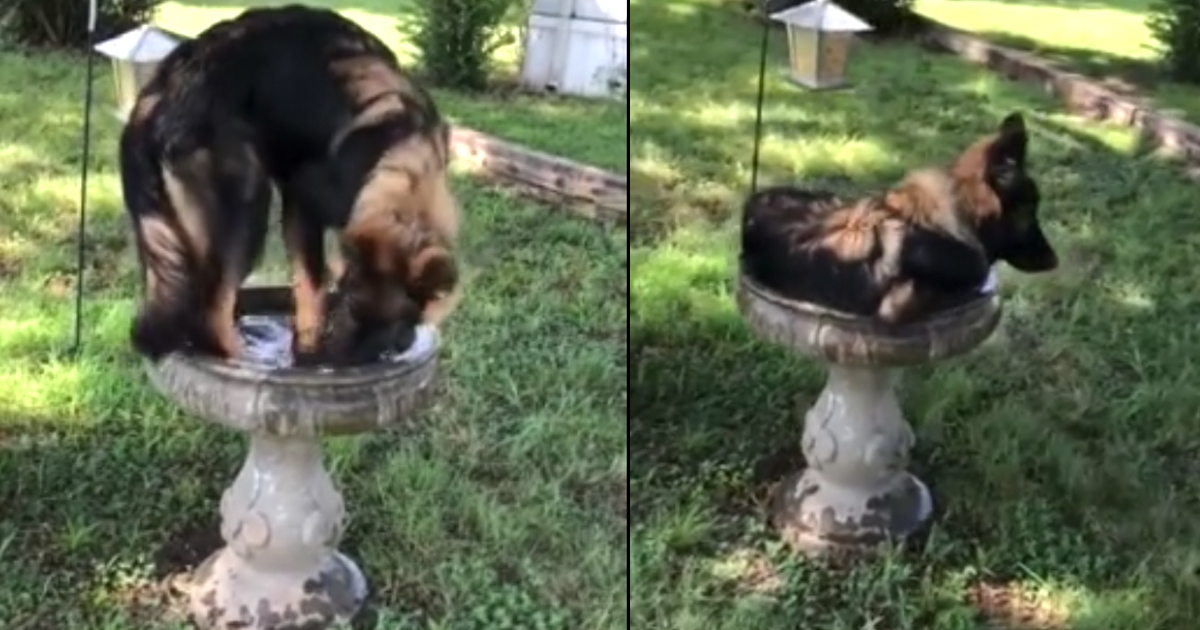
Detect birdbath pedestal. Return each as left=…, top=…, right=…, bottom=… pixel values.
left=737, top=273, right=1000, bottom=559
left=145, top=286, right=438, bottom=630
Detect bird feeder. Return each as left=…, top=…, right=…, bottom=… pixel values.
left=770, top=0, right=872, bottom=90
left=93, top=25, right=186, bottom=120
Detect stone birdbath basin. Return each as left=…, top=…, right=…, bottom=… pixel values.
left=737, top=271, right=1000, bottom=559
left=145, top=286, right=438, bottom=630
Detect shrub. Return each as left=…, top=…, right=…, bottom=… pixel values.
left=1, top=0, right=162, bottom=50
left=412, top=0, right=520, bottom=91
left=1148, top=0, right=1200, bottom=84
left=751, top=0, right=919, bottom=37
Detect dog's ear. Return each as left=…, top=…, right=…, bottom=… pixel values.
left=999, top=111, right=1026, bottom=136
left=403, top=246, right=457, bottom=303
left=988, top=112, right=1028, bottom=167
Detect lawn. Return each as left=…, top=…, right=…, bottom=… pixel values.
left=915, top=0, right=1200, bottom=124
left=631, top=0, right=1200, bottom=629
left=0, top=4, right=628, bottom=629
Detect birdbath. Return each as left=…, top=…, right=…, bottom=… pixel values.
left=736, top=271, right=1000, bottom=559
left=144, top=286, right=439, bottom=629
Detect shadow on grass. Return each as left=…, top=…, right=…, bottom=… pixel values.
left=628, top=0, right=1054, bottom=245
left=921, top=0, right=1148, bottom=10
left=962, top=29, right=1163, bottom=90
left=0, top=185, right=629, bottom=630
left=630, top=1, right=1200, bottom=629
left=932, top=25, right=1200, bottom=126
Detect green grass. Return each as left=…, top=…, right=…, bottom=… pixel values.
left=915, top=0, right=1200, bottom=124
left=632, top=0, right=1200, bottom=628
left=154, top=0, right=629, bottom=172
left=0, top=5, right=627, bottom=628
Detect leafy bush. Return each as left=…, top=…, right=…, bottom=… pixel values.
left=413, top=0, right=520, bottom=91
left=1148, top=0, right=1200, bottom=83
left=751, top=0, right=919, bottom=36
left=1, top=0, right=162, bottom=50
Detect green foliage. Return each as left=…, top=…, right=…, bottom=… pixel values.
left=1148, top=0, right=1200, bottom=83
left=0, top=0, right=162, bottom=50
left=412, top=0, right=520, bottom=91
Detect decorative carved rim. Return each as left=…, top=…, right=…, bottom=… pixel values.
left=737, top=272, right=1002, bottom=366
left=449, top=125, right=628, bottom=223
left=145, top=286, right=439, bottom=436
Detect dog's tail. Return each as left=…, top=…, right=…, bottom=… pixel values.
left=120, top=117, right=208, bottom=362
left=129, top=213, right=203, bottom=361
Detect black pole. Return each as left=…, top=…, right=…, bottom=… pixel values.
left=748, top=13, right=771, bottom=194
left=72, top=12, right=99, bottom=355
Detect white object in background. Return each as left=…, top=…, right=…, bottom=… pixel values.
left=980, top=267, right=999, bottom=294
left=769, top=0, right=873, bottom=90
left=769, top=0, right=873, bottom=32
left=94, top=25, right=185, bottom=119
left=94, top=24, right=181, bottom=61
left=520, top=0, right=628, bottom=98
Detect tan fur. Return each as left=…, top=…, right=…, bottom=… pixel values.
left=285, top=55, right=462, bottom=340
left=949, top=133, right=1005, bottom=222
left=138, top=215, right=185, bottom=302
left=883, top=168, right=983, bottom=253
left=209, top=277, right=242, bottom=358
left=330, top=56, right=409, bottom=104
left=281, top=205, right=326, bottom=354
left=129, top=93, right=161, bottom=125
left=161, top=158, right=213, bottom=263
left=339, top=123, right=462, bottom=326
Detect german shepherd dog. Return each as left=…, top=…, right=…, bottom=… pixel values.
left=119, top=4, right=459, bottom=365
left=741, top=112, right=1057, bottom=323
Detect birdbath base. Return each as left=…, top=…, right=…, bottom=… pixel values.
left=145, top=286, right=438, bottom=630
left=738, top=272, right=1000, bottom=560
left=771, top=365, right=932, bottom=558
left=187, top=433, right=366, bottom=629
left=191, top=549, right=365, bottom=629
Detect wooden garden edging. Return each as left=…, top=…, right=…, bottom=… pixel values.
left=916, top=17, right=1200, bottom=166
left=449, top=126, right=629, bottom=223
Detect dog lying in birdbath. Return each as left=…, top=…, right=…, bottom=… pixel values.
left=738, top=112, right=1057, bottom=559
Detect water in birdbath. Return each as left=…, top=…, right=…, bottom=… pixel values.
left=236, top=315, right=431, bottom=370
left=979, top=266, right=999, bottom=295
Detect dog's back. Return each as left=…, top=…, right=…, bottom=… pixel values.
left=142, top=6, right=426, bottom=179
left=741, top=186, right=897, bottom=316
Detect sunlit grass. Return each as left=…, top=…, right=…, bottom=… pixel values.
left=631, top=0, right=1200, bottom=628
left=916, top=0, right=1200, bottom=122
left=0, top=3, right=627, bottom=628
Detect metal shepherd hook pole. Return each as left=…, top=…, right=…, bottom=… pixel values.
left=749, top=6, right=771, bottom=194
left=72, top=0, right=100, bottom=354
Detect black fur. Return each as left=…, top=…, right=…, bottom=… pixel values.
left=119, top=4, right=451, bottom=364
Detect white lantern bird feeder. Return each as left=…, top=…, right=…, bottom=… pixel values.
left=770, top=0, right=872, bottom=90
left=93, top=25, right=185, bottom=120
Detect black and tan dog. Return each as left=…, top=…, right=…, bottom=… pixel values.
left=119, top=4, right=460, bottom=365
left=741, top=112, right=1057, bottom=323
